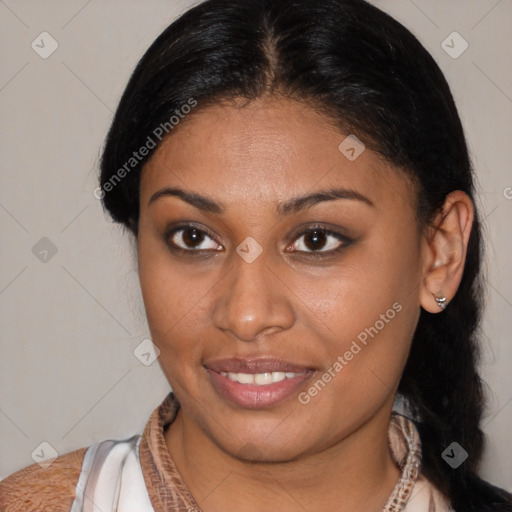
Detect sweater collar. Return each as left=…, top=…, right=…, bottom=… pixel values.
left=138, top=391, right=449, bottom=511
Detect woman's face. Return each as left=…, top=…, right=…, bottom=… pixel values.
left=137, top=96, right=425, bottom=461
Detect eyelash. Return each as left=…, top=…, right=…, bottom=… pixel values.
left=164, top=222, right=353, bottom=260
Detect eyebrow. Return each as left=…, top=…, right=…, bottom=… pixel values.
left=148, top=186, right=375, bottom=216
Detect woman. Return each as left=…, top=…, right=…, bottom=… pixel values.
left=1, top=0, right=510, bottom=510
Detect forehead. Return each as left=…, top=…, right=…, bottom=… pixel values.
left=140, top=97, right=414, bottom=216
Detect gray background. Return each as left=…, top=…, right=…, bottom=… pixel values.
left=0, top=0, right=511, bottom=490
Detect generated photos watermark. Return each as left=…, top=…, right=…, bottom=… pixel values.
left=93, top=98, right=198, bottom=200
left=298, top=301, right=403, bottom=405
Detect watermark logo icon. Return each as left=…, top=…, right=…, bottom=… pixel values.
left=134, top=338, right=161, bottom=366
left=236, top=237, right=263, bottom=263
left=31, top=441, right=58, bottom=469
left=31, top=32, right=59, bottom=59
left=32, top=237, right=58, bottom=263
left=338, top=134, right=366, bottom=161
left=442, top=442, right=468, bottom=469
left=441, top=32, right=468, bottom=59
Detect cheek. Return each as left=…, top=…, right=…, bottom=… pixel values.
left=137, top=231, right=220, bottom=375
left=296, top=269, right=411, bottom=378
left=137, top=232, right=189, bottom=348
left=292, top=238, right=419, bottom=345
left=294, top=236, right=420, bottom=398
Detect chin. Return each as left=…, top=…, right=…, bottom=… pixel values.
left=207, top=421, right=316, bottom=464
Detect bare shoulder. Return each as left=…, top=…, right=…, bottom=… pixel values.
left=0, top=446, right=88, bottom=512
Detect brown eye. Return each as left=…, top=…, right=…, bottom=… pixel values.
left=291, top=227, right=347, bottom=255
left=303, top=229, right=328, bottom=251
left=181, top=228, right=206, bottom=248
left=291, top=226, right=353, bottom=258
left=167, top=226, right=221, bottom=252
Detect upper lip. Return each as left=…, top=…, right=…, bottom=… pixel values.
left=205, top=357, right=314, bottom=374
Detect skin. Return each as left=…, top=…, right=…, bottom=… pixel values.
left=137, top=96, right=474, bottom=512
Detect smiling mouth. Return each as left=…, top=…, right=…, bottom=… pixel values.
left=204, top=358, right=316, bottom=409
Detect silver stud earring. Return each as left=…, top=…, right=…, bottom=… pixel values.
left=435, top=296, right=447, bottom=310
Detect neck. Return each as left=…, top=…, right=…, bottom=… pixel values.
left=165, top=400, right=401, bottom=512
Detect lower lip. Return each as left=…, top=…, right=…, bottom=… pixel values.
left=206, top=369, right=314, bottom=409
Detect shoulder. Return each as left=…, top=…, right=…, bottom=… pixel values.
left=0, top=446, right=88, bottom=512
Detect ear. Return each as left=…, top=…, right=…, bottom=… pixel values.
left=419, top=191, right=474, bottom=313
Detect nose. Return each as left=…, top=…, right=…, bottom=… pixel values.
left=211, top=249, right=295, bottom=342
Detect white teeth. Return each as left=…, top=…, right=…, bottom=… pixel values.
left=254, top=372, right=273, bottom=385
left=221, top=370, right=306, bottom=385
left=237, top=373, right=255, bottom=384
left=272, top=371, right=286, bottom=383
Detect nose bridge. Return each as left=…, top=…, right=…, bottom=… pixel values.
left=212, top=242, right=295, bottom=342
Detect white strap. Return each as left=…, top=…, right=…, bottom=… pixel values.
left=70, top=435, right=155, bottom=512
left=402, top=477, right=454, bottom=511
